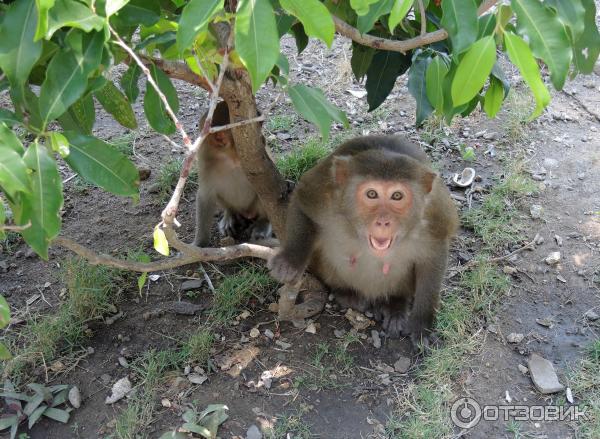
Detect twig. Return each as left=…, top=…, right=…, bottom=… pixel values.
left=209, top=115, right=265, bottom=134
left=0, top=221, right=31, bottom=232
left=161, top=134, right=182, bottom=150
left=418, top=0, right=426, bottom=36
left=53, top=234, right=275, bottom=273
left=199, top=264, right=216, bottom=294
left=332, top=0, right=497, bottom=53
left=489, top=239, right=536, bottom=263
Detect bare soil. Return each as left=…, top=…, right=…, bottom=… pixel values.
left=1, top=33, right=599, bottom=439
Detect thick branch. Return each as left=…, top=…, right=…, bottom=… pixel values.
left=332, top=0, right=498, bottom=53
left=53, top=235, right=274, bottom=273
left=138, top=55, right=213, bottom=92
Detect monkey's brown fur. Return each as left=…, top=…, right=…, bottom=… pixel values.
left=268, top=135, right=458, bottom=347
left=193, top=101, right=272, bottom=246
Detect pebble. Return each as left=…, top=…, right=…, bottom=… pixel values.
left=545, top=252, right=561, bottom=265
left=554, top=235, right=563, bottom=247
left=184, top=366, right=191, bottom=375
left=334, top=329, right=346, bottom=338
left=188, top=373, right=208, bottom=385
left=68, top=386, right=81, bottom=408
left=534, top=233, right=544, bottom=245
left=305, top=322, right=317, bottom=334
left=530, top=204, right=543, bottom=219
left=180, top=279, right=203, bottom=291
left=275, top=340, right=292, bottom=350
left=100, top=374, right=112, bottom=384
left=264, top=329, right=275, bottom=339
left=528, top=353, right=564, bottom=394
left=543, top=158, right=559, bottom=169
left=105, top=377, right=132, bottom=404
left=394, top=357, right=411, bottom=373
left=87, top=347, right=95, bottom=355
left=118, top=357, right=129, bottom=368
left=249, top=328, right=260, bottom=338
left=507, top=333, right=524, bottom=343
left=246, top=425, right=262, bottom=439
left=584, top=310, right=599, bottom=321
left=371, top=330, right=381, bottom=349
left=518, top=364, right=529, bottom=375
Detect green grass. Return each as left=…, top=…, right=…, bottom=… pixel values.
left=567, top=339, right=600, bottom=438
left=156, top=158, right=198, bottom=202
left=267, top=114, right=298, bottom=132
left=0, top=231, right=21, bottom=255
left=183, top=328, right=215, bottom=366
left=500, top=91, right=535, bottom=143
left=3, top=259, right=124, bottom=382
left=276, top=137, right=331, bottom=182
left=115, top=349, right=186, bottom=439
left=463, top=169, right=537, bottom=250
left=71, top=176, right=95, bottom=194
left=110, top=132, right=137, bottom=157
left=267, top=410, right=314, bottom=439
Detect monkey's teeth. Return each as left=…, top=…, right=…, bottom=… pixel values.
left=370, top=236, right=391, bottom=250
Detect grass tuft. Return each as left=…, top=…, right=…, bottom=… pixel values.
left=567, top=339, right=600, bottom=438
left=183, top=328, right=214, bottom=366
left=110, top=132, right=137, bottom=157
left=156, top=158, right=198, bottom=202
left=276, top=138, right=330, bottom=182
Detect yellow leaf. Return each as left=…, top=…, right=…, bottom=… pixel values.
left=153, top=226, right=170, bottom=256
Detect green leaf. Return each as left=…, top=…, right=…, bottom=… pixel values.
left=573, top=0, right=600, bottom=74
left=351, top=43, right=375, bottom=81
left=63, top=132, right=140, bottom=197
left=105, top=0, right=131, bottom=17
left=545, top=0, right=585, bottom=40
left=483, top=76, right=504, bottom=118
left=137, top=272, right=148, bottom=293
left=0, top=343, right=11, bottom=361
left=512, top=0, right=572, bottom=89
left=143, top=65, right=180, bottom=135
left=350, top=0, right=379, bottom=16
left=22, top=142, right=63, bottom=239
left=39, top=31, right=104, bottom=126
left=0, top=203, right=5, bottom=241
left=477, top=14, right=496, bottom=38
left=451, top=36, right=497, bottom=106
left=159, top=432, right=188, bottom=439
left=441, top=0, right=478, bottom=55
left=177, top=0, right=223, bottom=55
left=0, top=123, right=25, bottom=154
left=57, top=94, right=96, bottom=135
left=504, top=31, right=550, bottom=119
left=0, top=110, right=20, bottom=127
left=154, top=226, right=170, bottom=256
left=425, top=56, right=449, bottom=112
left=43, top=407, right=70, bottom=423
left=23, top=393, right=45, bottom=417
left=235, top=0, right=280, bottom=92
left=0, top=295, right=10, bottom=328
left=116, top=0, right=161, bottom=26
left=357, top=0, right=395, bottom=34
left=288, top=84, right=349, bottom=140
left=182, top=423, right=212, bottom=437
left=491, top=63, right=510, bottom=98
left=365, top=50, right=411, bottom=111
left=121, top=64, right=142, bottom=102
left=47, top=0, right=105, bottom=38
left=34, top=0, right=56, bottom=40
left=389, top=0, right=413, bottom=32
left=200, top=409, right=229, bottom=438
left=407, top=54, right=433, bottom=125
left=28, top=405, right=47, bottom=429
left=276, top=12, right=295, bottom=37
left=0, top=0, right=43, bottom=100
left=95, top=81, right=138, bottom=129
left=49, top=132, right=70, bottom=157
left=0, top=146, right=30, bottom=199
left=0, top=415, right=18, bottom=431
left=280, top=0, right=334, bottom=47
left=290, top=23, right=309, bottom=54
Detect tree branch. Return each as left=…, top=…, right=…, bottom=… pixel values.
left=332, top=0, right=498, bottom=53
left=53, top=234, right=275, bottom=273
left=137, top=55, right=213, bottom=91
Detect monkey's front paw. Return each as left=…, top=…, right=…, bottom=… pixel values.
left=406, top=321, right=433, bottom=353
left=249, top=221, right=272, bottom=241
left=380, top=309, right=406, bottom=338
left=267, top=253, right=303, bottom=284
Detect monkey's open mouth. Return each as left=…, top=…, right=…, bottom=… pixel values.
left=369, top=236, right=392, bottom=251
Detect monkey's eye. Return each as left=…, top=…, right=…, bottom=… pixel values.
left=366, top=189, right=378, bottom=199
left=391, top=191, right=404, bottom=201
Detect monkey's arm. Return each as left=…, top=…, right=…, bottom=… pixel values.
left=267, top=199, right=318, bottom=283
left=406, top=242, right=449, bottom=348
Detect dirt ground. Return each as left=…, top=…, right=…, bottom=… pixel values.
left=1, top=28, right=600, bottom=439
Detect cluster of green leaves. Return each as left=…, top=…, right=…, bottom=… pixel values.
left=0, top=0, right=598, bottom=263
left=159, top=404, right=229, bottom=439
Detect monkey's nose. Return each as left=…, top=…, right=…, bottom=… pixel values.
left=376, top=219, right=391, bottom=227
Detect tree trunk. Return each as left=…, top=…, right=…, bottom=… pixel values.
left=221, top=70, right=290, bottom=238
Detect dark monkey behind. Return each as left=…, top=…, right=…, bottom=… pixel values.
left=268, top=135, right=459, bottom=347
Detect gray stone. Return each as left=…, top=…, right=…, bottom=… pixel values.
left=394, top=357, right=411, bottom=373
left=371, top=330, right=381, bottom=349
left=530, top=204, right=543, bottom=219
left=165, top=300, right=205, bottom=315
left=180, top=279, right=203, bottom=291
left=528, top=353, right=564, bottom=394
left=543, top=158, right=559, bottom=169
left=507, top=333, right=524, bottom=343
left=545, top=252, right=561, bottom=265
left=584, top=310, right=599, bottom=321
left=246, top=425, right=262, bottom=439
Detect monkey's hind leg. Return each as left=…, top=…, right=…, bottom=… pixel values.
left=249, top=217, right=273, bottom=242
left=218, top=209, right=248, bottom=240
left=375, top=296, right=409, bottom=338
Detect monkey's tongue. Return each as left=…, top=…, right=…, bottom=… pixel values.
left=369, top=236, right=392, bottom=251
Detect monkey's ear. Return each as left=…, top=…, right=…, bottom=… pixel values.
left=332, top=156, right=351, bottom=185
left=421, top=171, right=436, bottom=193
left=213, top=131, right=230, bottom=145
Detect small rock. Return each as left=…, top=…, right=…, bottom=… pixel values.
left=530, top=204, right=543, bottom=219
left=554, top=235, right=563, bottom=247
left=180, top=279, right=203, bottom=291
left=105, top=311, right=123, bottom=325
left=505, top=390, right=512, bottom=403
left=371, top=330, right=382, bottom=349
left=246, top=424, right=263, bottom=439
left=138, top=168, right=151, bottom=181
left=503, top=266, right=518, bottom=275
left=166, top=301, right=205, bottom=315
left=394, top=357, right=411, bottom=373
left=507, top=333, right=525, bottom=343
left=556, top=274, right=567, bottom=283
left=577, top=172, right=586, bottom=180
left=184, top=365, right=191, bottom=375
left=536, top=317, right=555, bottom=328
left=305, top=321, right=317, bottom=334
left=147, top=183, right=161, bottom=194
left=161, top=398, right=172, bottom=408
left=518, top=364, right=529, bottom=374
left=527, top=353, right=564, bottom=394
left=100, top=374, right=111, bottom=384
left=118, top=356, right=129, bottom=368
left=534, top=233, right=544, bottom=245
left=87, top=347, right=95, bottom=355
left=584, top=310, right=599, bottom=321
left=105, top=377, right=132, bottom=404
left=566, top=387, right=574, bottom=404
left=487, top=324, right=498, bottom=334
left=275, top=340, right=291, bottom=350
left=545, top=252, right=561, bottom=265
left=264, top=329, right=275, bottom=339
left=276, top=132, right=291, bottom=141
left=334, top=329, right=346, bottom=338
left=68, top=386, right=81, bottom=408
left=543, top=158, right=559, bottom=169
left=188, top=373, right=208, bottom=385
left=483, top=132, right=496, bottom=140
left=249, top=327, right=260, bottom=338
